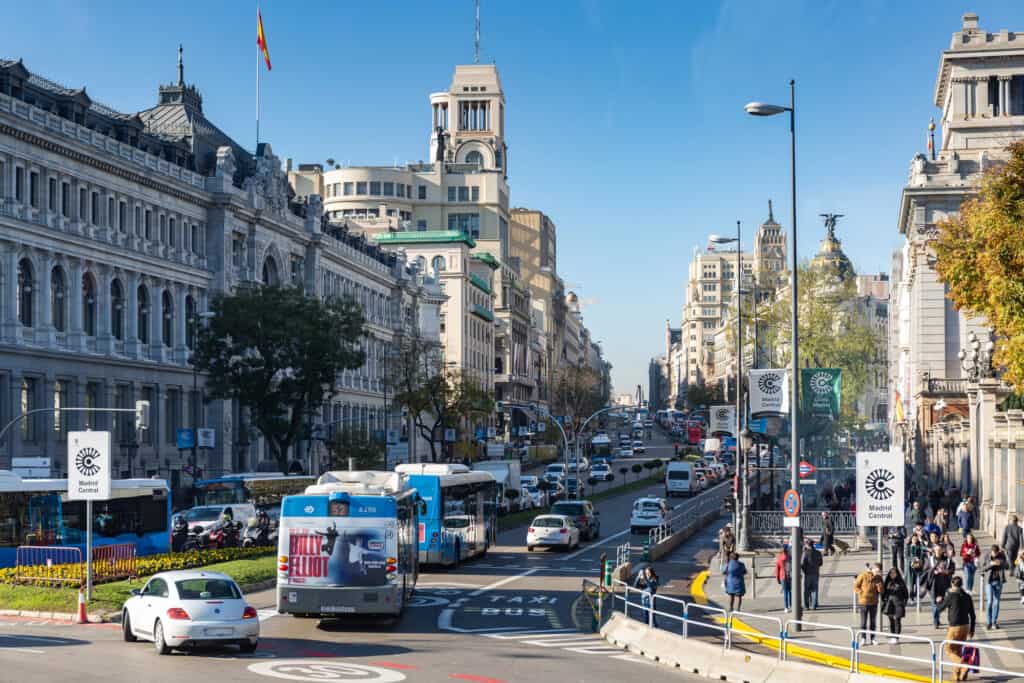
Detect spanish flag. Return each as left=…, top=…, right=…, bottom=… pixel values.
left=894, top=390, right=905, bottom=423
left=257, top=9, right=271, bottom=71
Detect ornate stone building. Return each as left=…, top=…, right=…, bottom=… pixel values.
left=0, top=54, right=435, bottom=485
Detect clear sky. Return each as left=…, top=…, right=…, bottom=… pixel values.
left=3, top=1, right=1021, bottom=397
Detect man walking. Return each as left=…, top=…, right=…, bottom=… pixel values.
left=802, top=538, right=823, bottom=609
left=889, top=525, right=907, bottom=574
left=854, top=562, right=884, bottom=645
left=775, top=545, right=792, bottom=612
left=821, top=511, right=836, bottom=556
left=909, top=500, right=926, bottom=527
left=1001, top=514, right=1023, bottom=604
left=937, top=576, right=976, bottom=681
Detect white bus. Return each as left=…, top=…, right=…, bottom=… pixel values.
left=276, top=471, right=419, bottom=618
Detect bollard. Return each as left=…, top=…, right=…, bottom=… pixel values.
left=642, top=538, right=650, bottom=562
left=751, top=554, right=757, bottom=599
left=915, top=573, right=921, bottom=615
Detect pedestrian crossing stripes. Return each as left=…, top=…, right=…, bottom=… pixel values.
left=257, top=608, right=279, bottom=622
left=479, top=628, right=652, bottom=664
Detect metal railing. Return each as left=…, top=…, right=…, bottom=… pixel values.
left=615, top=541, right=630, bottom=568
left=15, top=546, right=83, bottom=584
left=647, top=483, right=729, bottom=547
left=91, top=542, right=137, bottom=582
left=749, top=510, right=856, bottom=536
left=606, top=577, right=1024, bottom=682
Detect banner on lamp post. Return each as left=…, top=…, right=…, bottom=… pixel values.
left=708, top=405, right=736, bottom=436
left=748, top=369, right=789, bottom=416
left=802, top=368, right=842, bottom=421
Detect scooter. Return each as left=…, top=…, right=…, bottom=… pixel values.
left=171, top=515, right=190, bottom=552
left=207, top=520, right=241, bottom=549
left=242, top=521, right=273, bottom=548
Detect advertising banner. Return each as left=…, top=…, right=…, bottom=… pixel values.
left=802, top=368, right=842, bottom=421
left=708, top=405, right=736, bottom=436
left=748, top=369, right=789, bottom=416
left=68, top=431, right=111, bottom=501
left=855, top=450, right=905, bottom=527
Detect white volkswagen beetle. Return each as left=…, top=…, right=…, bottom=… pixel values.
left=122, top=570, right=259, bottom=654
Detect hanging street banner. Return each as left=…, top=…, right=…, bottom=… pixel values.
left=802, top=368, right=842, bottom=421
left=708, top=405, right=736, bottom=436
left=855, top=450, right=905, bottom=527
left=748, top=369, right=789, bottom=416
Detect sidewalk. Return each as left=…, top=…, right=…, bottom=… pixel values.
left=697, top=527, right=1024, bottom=681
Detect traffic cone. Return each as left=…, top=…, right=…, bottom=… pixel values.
left=76, top=587, right=88, bottom=624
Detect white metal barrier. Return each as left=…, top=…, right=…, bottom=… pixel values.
left=853, top=629, right=936, bottom=682
left=939, top=639, right=1024, bottom=681
left=727, top=610, right=784, bottom=660
left=783, top=619, right=857, bottom=673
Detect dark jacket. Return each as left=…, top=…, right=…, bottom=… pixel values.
left=882, top=577, right=909, bottom=619
left=724, top=559, right=747, bottom=596
left=909, top=507, right=926, bottom=526
left=802, top=547, right=823, bottom=578
left=1002, top=523, right=1023, bottom=553
left=634, top=573, right=659, bottom=595
left=888, top=526, right=906, bottom=550
left=939, top=588, right=976, bottom=631
left=929, top=571, right=951, bottom=599
left=822, top=516, right=835, bottom=535
left=983, top=551, right=1008, bottom=585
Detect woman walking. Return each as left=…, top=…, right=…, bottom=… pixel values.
left=881, top=567, right=909, bottom=643
left=960, top=533, right=980, bottom=593
left=724, top=552, right=747, bottom=612
left=907, top=532, right=927, bottom=602
left=982, top=544, right=1008, bottom=629
left=634, top=565, right=661, bottom=627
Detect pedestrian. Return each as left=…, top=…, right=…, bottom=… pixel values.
left=718, top=524, right=735, bottom=571
left=909, top=500, right=926, bottom=527
left=907, top=532, right=927, bottom=601
left=774, top=545, right=792, bottom=612
left=634, top=565, right=660, bottom=627
left=940, top=532, right=958, bottom=564
left=936, top=508, right=950, bottom=535
left=881, top=567, right=909, bottom=643
left=960, top=533, right=980, bottom=593
left=889, top=525, right=906, bottom=574
left=854, top=562, right=884, bottom=645
left=937, top=576, right=976, bottom=681
left=924, top=517, right=941, bottom=540
left=820, top=511, right=836, bottom=556
left=802, top=538, right=823, bottom=610
left=1000, top=514, right=1022, bottom=568
left=929, top=488, right=942, bottom=518
left=724, top=552, right=747, bottom=612
left=929, top=562, right=952, bottom=629
left=981, top=544, right=1007, bottom=629
left=956, top=497, right=974, bottom=538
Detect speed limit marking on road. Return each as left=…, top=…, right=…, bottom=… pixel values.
left=247, top=660, right=407, bottom=681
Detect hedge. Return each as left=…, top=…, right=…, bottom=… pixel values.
left=1, top=546, right=276, bottom=586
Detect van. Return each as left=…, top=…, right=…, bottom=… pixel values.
left=665, top=461, right=697, bottom=498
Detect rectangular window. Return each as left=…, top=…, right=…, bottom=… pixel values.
left=397, top=183, right=405, bottom=198
left=191, top=224, right=199, bottom=253
left=471, top=186, right=480, bottom=202
left=406, top=185, right=413, bottom=198
left=144, top=210, right=152, bottom=240
left=90, top=191, right=99, bottom=225
left=61, top=182, right=70, bottom=218
left=418, top=185, right=427, bottom=200
left=107, top=197, right=115, bottom=228
left=79, top=188, right=87, bottom=219
left=447, top=213, right=480, bottom=238
left=356, top=182, right=367, bottom=195
left=14, top=167, right=24, bottom=202
left=343, top=182, right=353, bottom=196
left=140, top=387, right=154, bottom=445
left=29, top=171, right=39, bottom=208
left=119, top=201, right=127, bottom=232
left=48, top=178, right=57, bottom=211
left=369, top=181, right=381, bottom=195
left=448, top=186, right=457, bottom=202
left=20, top=378, right=37, bottom=441
left=383, top=182, right=394, bottom=196
left=165, top=389, right=180, bottom=445
left=158, top=214, right=166, bottom=243
left=84, top=383, right=99, bottom=430
left=53, top=380, right=68, bottom=439
left=458, top=187, right=469, bottom=202
left=232, top=234, right=244, bottom=268
left=134, top=206, right=141, bottom=236
left=168, top=217, right=176, bottom=247
left=416, top=219, right=428, bottom=231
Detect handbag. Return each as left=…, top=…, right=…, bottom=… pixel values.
left=961, top=645, right=980, bottom=673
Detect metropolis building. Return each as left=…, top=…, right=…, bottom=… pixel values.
left=0, top=53, right=437, bottom=486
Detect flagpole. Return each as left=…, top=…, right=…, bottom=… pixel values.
left=256, top=3, right=261, bottom=150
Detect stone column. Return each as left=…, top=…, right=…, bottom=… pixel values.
left=173, top=283, right=189, bottom=364
left=151, top=281, right=165, bottom=362
left=125, top=272, right=141, bottom=358
left=1006, top=411, right=1023, bottom=526
left=41, top=374, right=55, bottom=464
left=6, top=371, right=23, bottom=465
left=1, top=244, right=20, bottom=343
left=33, top=250, right=55, bottom=347
left=976, top=379, right=1001, bottom=527
left=67, top=257, right=85, bottom=351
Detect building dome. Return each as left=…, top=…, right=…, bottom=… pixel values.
left=811, top=214, right=855, bottom=281
left=566, top=291, right=578, bottom=305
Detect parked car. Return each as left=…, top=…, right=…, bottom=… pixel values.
left=549, top=500, right=600, bottom=540
left=542, top=471, right=564, bottom=486
left=121, top=570, right=259, bottom=654
left=527, top=514, right=580, bottom=552
left=591, top=463, right=613, bottom=481
left=632, top=439, right=646, bottom=454
left=566, top=456, right=590, bottom=473
left=630, top=497, right=670, bottom=534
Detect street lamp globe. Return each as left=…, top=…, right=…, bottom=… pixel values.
left=744, top=102, right=788, bottom=116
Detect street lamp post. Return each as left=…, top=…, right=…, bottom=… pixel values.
left=189, top=311, right=215, bottom=477
left=745, top=79, right=800, bottom=627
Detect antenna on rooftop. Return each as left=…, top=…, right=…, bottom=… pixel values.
left=474, top=0, right=481, bottom=64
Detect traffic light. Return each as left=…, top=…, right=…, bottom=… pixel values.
left=135, top=400, right=150, bottom=432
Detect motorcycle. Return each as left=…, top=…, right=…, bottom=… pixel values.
left=183, top=525, right=209, bottom=552
left=171, top=515, right=190, bottom=552
left=207, top=520, right=241, bottom=549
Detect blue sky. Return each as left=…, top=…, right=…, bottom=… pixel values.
left=3, top=1, right=1021, bottom=397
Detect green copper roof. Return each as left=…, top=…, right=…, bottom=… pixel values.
left=468, top=272, right=493, bottom=295
left=472, top=251, right=500, bottom=269
left=373, top=230, right=476, bottom=248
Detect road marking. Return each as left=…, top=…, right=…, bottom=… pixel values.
left=449, top=675, right=508, bottom=683
left=248, top=660, right=407, bottom=681
left=257, top=608, right=279, bottom=621
left=481, top=629, right=578, bottom=639
left=468, top=569, right=538, bottom=597
left=562, top=528, right=632, bottom=560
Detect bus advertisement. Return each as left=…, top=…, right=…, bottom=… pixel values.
left=276, top=471, right=418, bottom=618
left=396, top=464, right=497, bottom=566
left=0, top=471, right=171, bottom=567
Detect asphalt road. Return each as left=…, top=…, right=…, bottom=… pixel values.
left=2, top=429, right=717, bottom=683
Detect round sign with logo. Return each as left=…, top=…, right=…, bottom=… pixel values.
left=783, top=489, right=800, bottom=518
left=798, top=461, right=816, bottom=478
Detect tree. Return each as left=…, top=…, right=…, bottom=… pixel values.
left=618, top=466, right=629, bottom=482
left=934, top=141, right=1024, bottom=391
left=386, top=328, right=494, bottom=462
left=193, top=285, right=365, bottom=474
left=549, top=364, right=605, bottom=431
left=631, top=463, right=643, bottom=480
left=325, top=427, right=384, bottom=471
left=685, top=383, right=723, bottom=409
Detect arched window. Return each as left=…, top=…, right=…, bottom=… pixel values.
left=137, top=285, right=149, bottom=344
left=262, top=256, right=280, bottom=286
left=110, top=279, right=124, bottom=340
left=185, top=295, right=196, bottom=349
left=82, top=273, right=97, bottom=337
left=431, top=255, right=446, bottom=275
left=17, top=258, right=33, bottom=327
left=50, top=266, right=66, bottom=332
left=415, top=255, right=426, bottom=272
left=465, top=150, right=484, bottom=167
left=161, top=290, right=174, bottom=347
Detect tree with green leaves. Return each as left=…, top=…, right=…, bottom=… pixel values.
left=934, top=141, right=1024, bottom=391
left=325, top=427, right=385, bottom=471
left=684, top=383, right=723, bottom=410
left=386, top=328, right=494, bottom=462
left=193, top=285, right=366, bottom=474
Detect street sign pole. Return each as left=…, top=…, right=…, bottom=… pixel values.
left=86, top=499, right=92, bottom=601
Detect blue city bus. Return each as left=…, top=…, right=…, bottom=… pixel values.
left=276, top=471, right=419, bottom=618
left=396, top=464, right=498, bottom=566
left=191, top=472, right=316, bottom=509
left=0, top=470, right=171, bottom=567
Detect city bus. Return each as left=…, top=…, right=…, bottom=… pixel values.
left=0, top=470, right=171, bottom=567
left=276, top=470, right=419, bottom=618
left=395, top=464, right=497, bottom=566
left=591, top=434, right=613, bottom=459
left=191, top=472, right=316, bottom=510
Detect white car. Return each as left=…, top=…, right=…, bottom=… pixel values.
left=630, top=497, right=670, bottom=534
left=122, top=570, right=259, bottom=654
left=179, top=504, right=257, bottom=533
left=591, top=463, right=613, bottom=481
left=526, top=514, right=580, bottom=551
left=521, top=475, right=539, bottom=488
left=695, top=473, right=709, bottom=491
left=520, top=485, right=543, bottom=508
left=632, top=440, right=646, bottom=454
left=567, top=457, right=589, bottom=473
left=618, top=445, right=634, bottom=458
left=545, top=463, right=568, bottom=478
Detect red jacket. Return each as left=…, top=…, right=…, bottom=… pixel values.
left=774, top=551, right=790, bottom=582
left=961, top=542, right=980, bottom=565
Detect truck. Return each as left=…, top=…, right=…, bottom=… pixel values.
left=472, top=460, right=522, bottom=511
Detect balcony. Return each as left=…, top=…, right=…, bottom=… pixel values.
left=921, top=378, right=968, bottom=396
